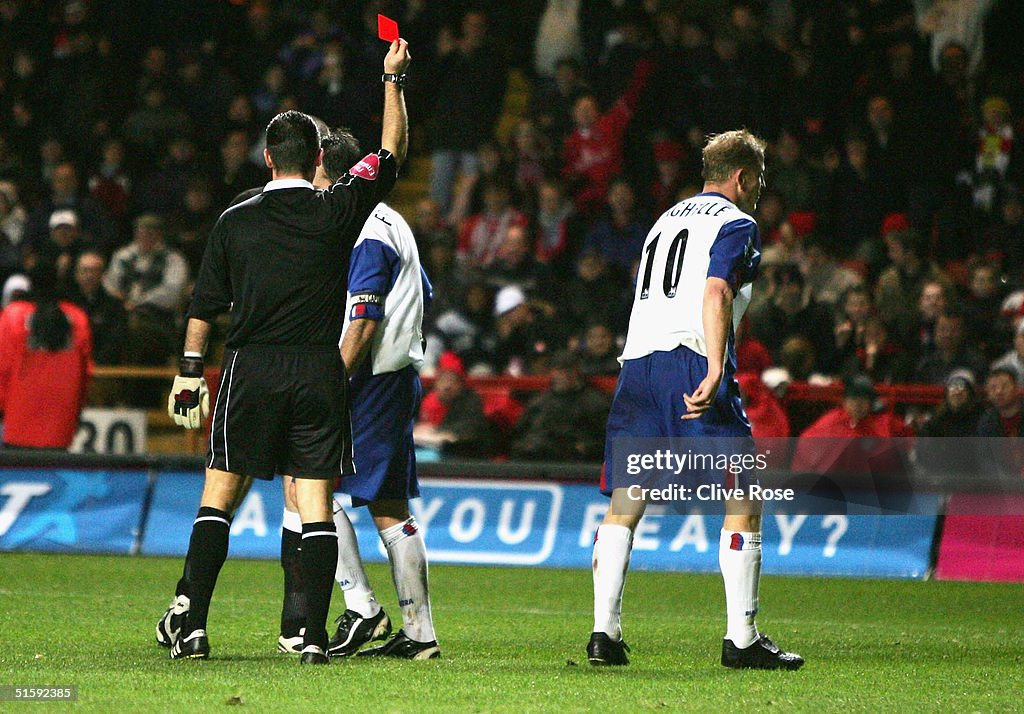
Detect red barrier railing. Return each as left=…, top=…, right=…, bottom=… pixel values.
left=418, top=374, right=946, bottom=407
left=92, top=366, right=948, bottom=407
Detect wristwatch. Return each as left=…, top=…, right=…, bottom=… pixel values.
left=381, top=73, right=407, bottom=88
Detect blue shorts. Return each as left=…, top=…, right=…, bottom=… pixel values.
left=339, top=364, right=421, bottom=507
left=601, top=345, right=753, bottom=496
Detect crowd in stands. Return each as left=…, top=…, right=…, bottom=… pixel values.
left=2, top=0, right=1024, bottom=457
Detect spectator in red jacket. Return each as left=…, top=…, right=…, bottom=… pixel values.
left=736, top=317, right=772, bottom=377
left=792, top=375, right=912, bottom=475
left=736, top=372, right=790, bottom=438
left=797, top=375, right=911, bottom=440
left=0, top=263, right=92, bottom=449
left=414, top=352, right=491, bottom=457
left=561, top=57, right=653, bottom=214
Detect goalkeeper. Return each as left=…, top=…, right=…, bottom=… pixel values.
left=157, top=40, right=410, bottom=665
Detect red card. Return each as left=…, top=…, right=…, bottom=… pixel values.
left=377, top=14, right=399, bottom=42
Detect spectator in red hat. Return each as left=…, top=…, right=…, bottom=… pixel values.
left=414, top=351, right=491, bottom=456
left=881, top=212, right=910, bottom=236
left=786, top=210, right=817, bottom=238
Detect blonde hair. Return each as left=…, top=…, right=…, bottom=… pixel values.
left=701, top=129, right=766, bottom=183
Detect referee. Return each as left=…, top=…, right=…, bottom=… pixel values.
left=159, top=40, right=411, bottom=665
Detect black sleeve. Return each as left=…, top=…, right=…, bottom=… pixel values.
left=187, top=216, right=232, bottom=321
left=320, top=149, right=399, bottom=236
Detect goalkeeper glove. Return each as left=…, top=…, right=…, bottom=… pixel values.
left=168, top=354, right=210, bottom=429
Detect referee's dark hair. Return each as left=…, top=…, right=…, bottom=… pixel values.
left=320, top=128, right=363, bottom=184
left=265, top=110, right=321, bottom=176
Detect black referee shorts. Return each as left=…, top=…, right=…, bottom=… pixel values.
left=206, top=344, right=352, bottom=480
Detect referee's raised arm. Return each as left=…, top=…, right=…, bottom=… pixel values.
left=315, top=39, right=411, bottom=235
left=381, top=39, right=411, bottom=167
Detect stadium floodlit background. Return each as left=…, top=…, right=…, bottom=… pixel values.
left=1, top=1, right=1023, bottom=710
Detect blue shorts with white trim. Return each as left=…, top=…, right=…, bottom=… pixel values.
left=339, top=364, right=421, bottom=506
left=600, top=345, right=754, bottom=496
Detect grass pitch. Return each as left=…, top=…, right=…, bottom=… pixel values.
left=0, top=552, right=1020, bottom=712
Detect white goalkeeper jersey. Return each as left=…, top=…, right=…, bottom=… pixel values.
left=619, top=192, right=761, bottom=364
left=341, top=203, right=432, bottom=375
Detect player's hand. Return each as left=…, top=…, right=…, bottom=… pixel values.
left=384, top=39, right=411, bottom=75
left=682, top=370, right=723, bottom=420
left=168, top=375, right=210, bottom=429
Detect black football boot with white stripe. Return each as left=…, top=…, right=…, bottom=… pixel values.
left=327, top=609, right=392, bottom=657
left=721, top=634, right=804, bottom=670
left=170, top=629, right=210, bottom=660
left=357, top=630, right=440, bottom=660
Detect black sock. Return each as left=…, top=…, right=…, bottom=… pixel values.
left=280, top=527, right=306, bottom=637
left=300, top=521, right=338, bottom=651
left=181, top=506, right=231, bottom=636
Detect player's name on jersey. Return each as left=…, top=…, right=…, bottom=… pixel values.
left=667, top=200, right=732, bottom=218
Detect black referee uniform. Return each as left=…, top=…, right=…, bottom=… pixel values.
left=189, top=149, right=398, bottom=480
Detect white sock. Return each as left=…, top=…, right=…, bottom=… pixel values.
left=719, top=529, right=761, bottom=648
left=592, top=524, right=633, bottom=640
left=282, top=507, right=301, bottom=534
left=379, top=517, right=435, bottom=643
left=332, top=498, right=380, bottom=619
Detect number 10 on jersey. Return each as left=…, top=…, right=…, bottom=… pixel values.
left=639, top=229, right=689, bottom=300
